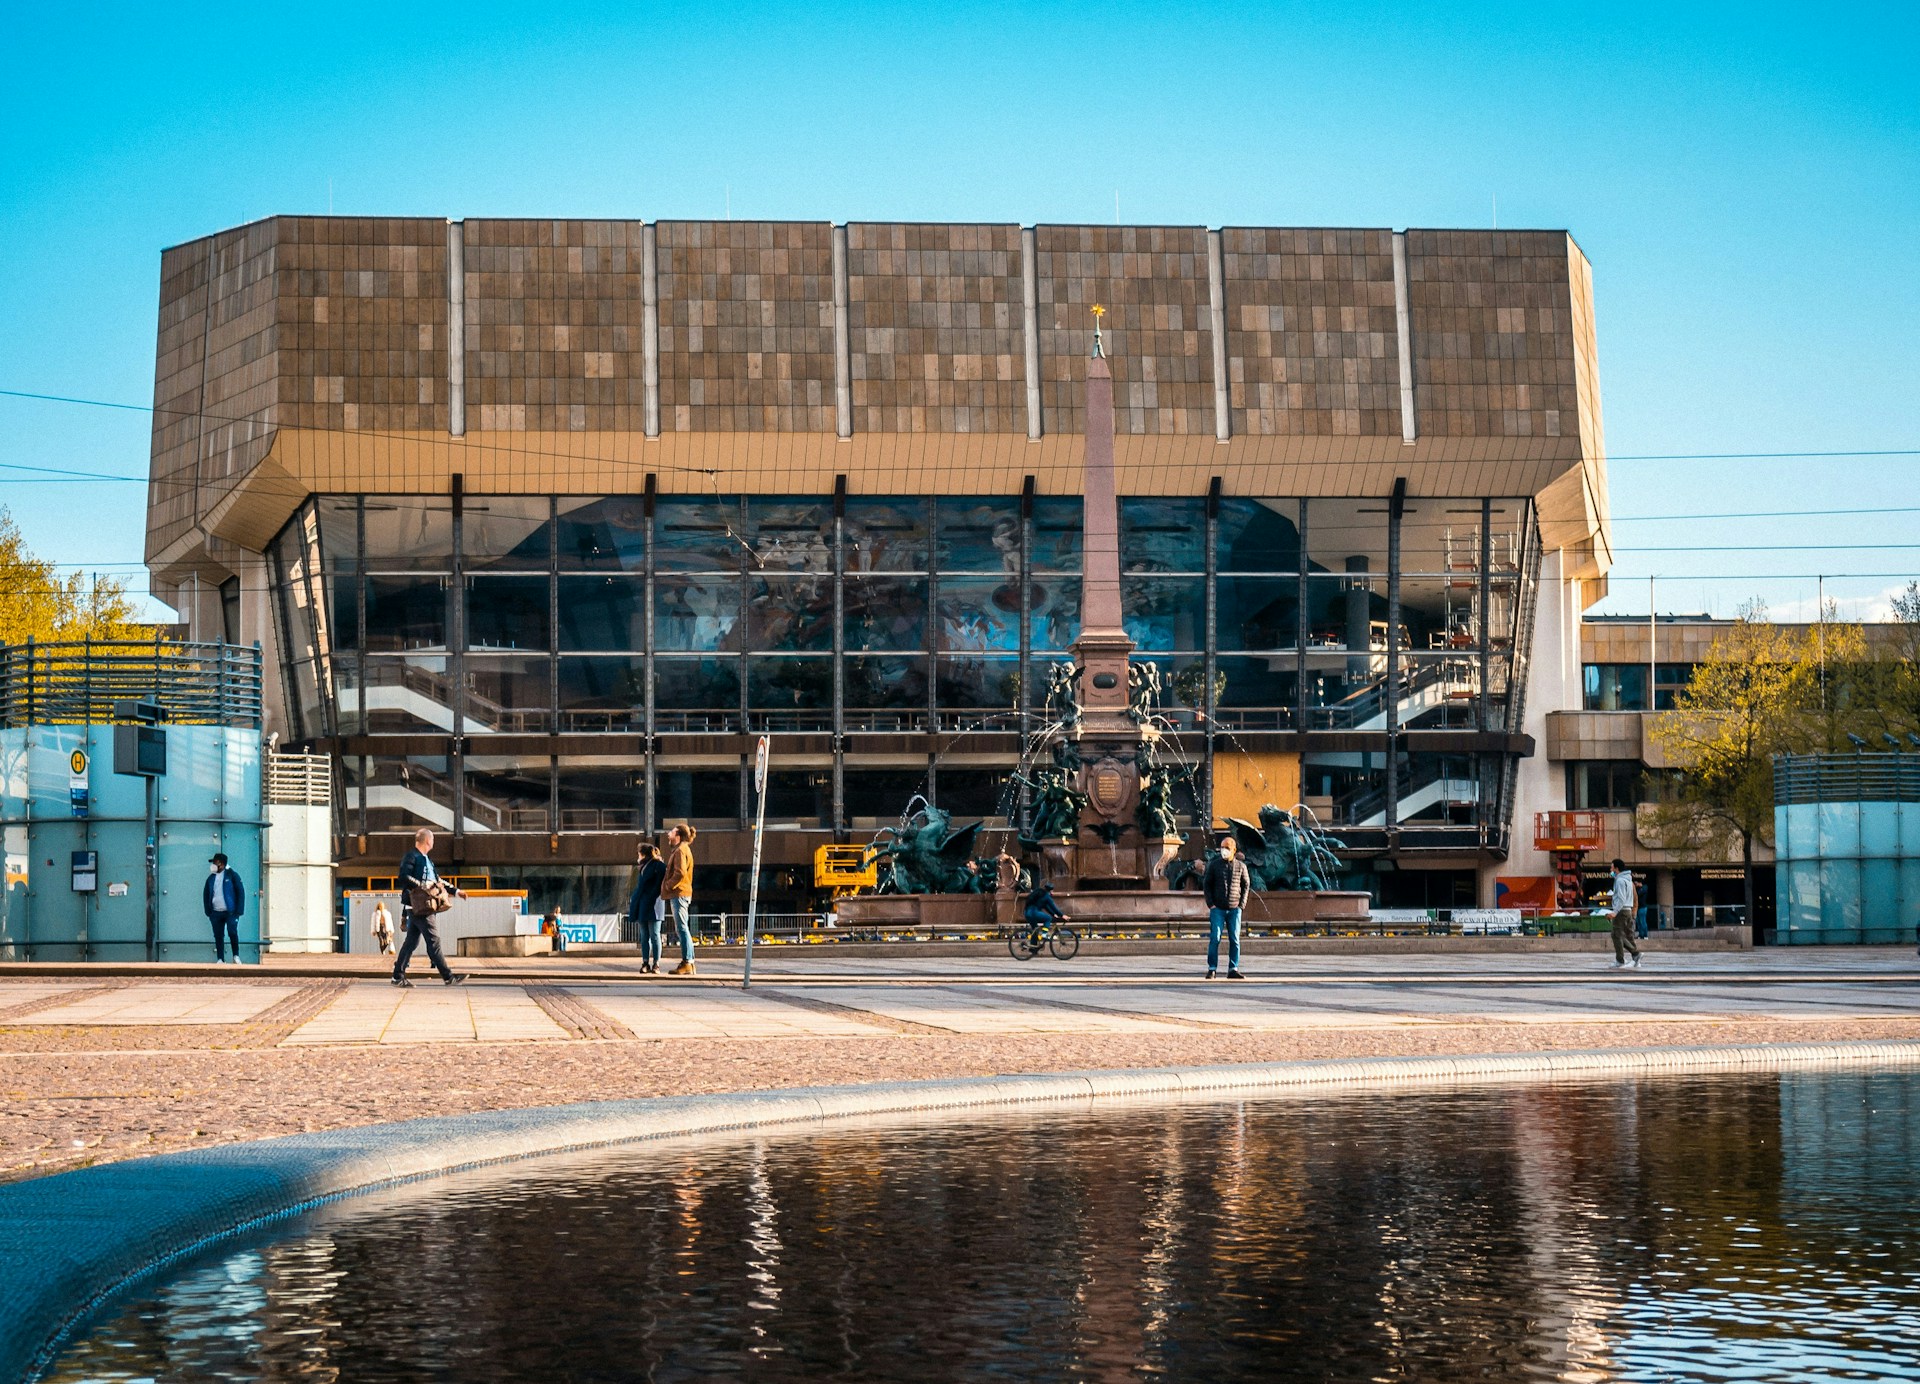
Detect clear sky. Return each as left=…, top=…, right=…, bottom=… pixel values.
left=2, top=2, right=1915, bottom=623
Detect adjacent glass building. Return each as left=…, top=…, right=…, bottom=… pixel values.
left=147, top=218, right=1612, bottom=914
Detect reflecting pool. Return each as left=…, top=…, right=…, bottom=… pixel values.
left=46, top=1069, right=1920, bottom=1381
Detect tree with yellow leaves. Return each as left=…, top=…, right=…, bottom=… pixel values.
left=0, top=505, right=143, bottom=646
left=1645, top=602, right=1827, bottom=926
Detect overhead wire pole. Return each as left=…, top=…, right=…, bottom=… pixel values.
left=742, top=735, right=770, bottom=990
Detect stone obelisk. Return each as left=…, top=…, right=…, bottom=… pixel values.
left=1071, top=311, right=1135, bottom=733
left=1065, top=308, right=1153, bottom=887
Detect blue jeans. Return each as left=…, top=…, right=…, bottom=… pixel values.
left=669, top=897, right=694, bottom=962
left=637, top=909, right=662, bottom=966
left=1207, top=907, right=1242, bottom=970
left=208, top=911, right=239, bottom=962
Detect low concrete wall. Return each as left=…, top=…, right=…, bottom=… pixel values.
left=5, top=1038, right=1918, bottom=1380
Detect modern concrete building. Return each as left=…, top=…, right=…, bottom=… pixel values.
left=143, top=217, right=1613, bottom=915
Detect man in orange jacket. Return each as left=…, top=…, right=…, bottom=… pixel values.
left=661, top=823, right=698, bottom=975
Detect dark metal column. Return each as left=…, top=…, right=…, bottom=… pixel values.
left=1295, top=498, right=1310, bottom=729
left=925, top=497, right=938, bottom=735
left=355, top=496, right=367, bottom=846
left=1203, top=478, right=1220, bottom=827
left=643, top=476, right=657, bottom=835
left=1384, top=479, right=1405, bottom=833
left=1017, top=477, right=1034, bottom=834
left=1478, top=498, right=1492, bottom=735
left=831, top=477, right=846, bottom=839
left=449, top=475, right=465, bottom=851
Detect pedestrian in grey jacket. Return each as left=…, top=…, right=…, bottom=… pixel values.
left=1203, top=838, right=1252, bottom=980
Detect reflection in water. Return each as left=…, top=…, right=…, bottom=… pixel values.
left=48, top=1071, right=1920, bottom=1382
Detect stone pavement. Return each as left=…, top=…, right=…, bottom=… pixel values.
left=3, top=946, right=1917, bottom=1182
left=1, top=948, right=1918, bottom=1047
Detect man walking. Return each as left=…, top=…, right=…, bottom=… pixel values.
left=1204, top=836, right=1251, bottom=980
left=394, top=827, right=465, bottom=987
left=1609, top=858, right=1642, bottom=969
left=628, top=842, right=667, bottom=974
left=662, top=824, right=698, bottom=975
left=203, top=852, right=246, bottom=964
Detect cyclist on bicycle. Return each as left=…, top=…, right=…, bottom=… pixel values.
left=1023, top=881, right=1069, bottom=951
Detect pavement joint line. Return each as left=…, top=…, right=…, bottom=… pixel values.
left=7, top=1038, right=1920, bottom=1383
left=943, top=984, right=1238, bottom=1030
left=748, top=986, right=949, bottom=1035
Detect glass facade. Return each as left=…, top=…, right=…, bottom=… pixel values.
left=271, top=492, right=1537, bottom=848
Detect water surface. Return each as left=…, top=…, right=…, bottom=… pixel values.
left=46, top=1069, right=1920, bottom=1381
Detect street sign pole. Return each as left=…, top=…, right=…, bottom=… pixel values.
left=743, top=735, right=770, bottom=990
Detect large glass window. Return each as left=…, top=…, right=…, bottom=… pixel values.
left=653, top=656, right=740, bottom=728
left=745, top=499, right=831, bottom=573
left=365, top=576, right=449, bottom=652
left=1583, top=663, right=1648, bottom=712
left=361, top=655, right=455, bottom=732
left=847, top=655, right=929, bottom=713
left=1122, top=576, right=1205, bottom=652
left=1398, top=752, right=1481, bottom=825
left=746, top=575, right=834, bottom=652
left=1030, top=497, right=1083, bottom=574
left=557, top=575, right=645, bottom=652
left=1031, top=577, right=1081, bottom=651
left=761, top=770, right=831, bottom=827
left=1214, top=576, right=1295, bottom=653
left=933, top=655, right=1015, bottom=712
left=556, top=496, right=647, bottom=571
left=1581, top=663, right=1694, bottom=712
left=361, top=752, right=451, bottom=835
left=654, top=498, right=743, bottom=572
left=934, top=579, right=1018, bottom=653
left=466, top=575, right=550, bottom=651
left=934, top=499, right=1021, bottom=574
left=845, top=499, right=928, bottom=573
left=463, top=497, right=550, bottom=570
left=556, top=656, right=645, bottom=732
left=844, top=769, right=927, bottom=827
left=935, top=769, right=1014, bottom=820
left=657, top=769, right=741, bottom=826
left=748, top=657, right=834, bottom=717
left=556, top=766, right=645, bottom=833
left=1567, top=760, right=1645, bottom=810
left=363, top=497, right=453, bottom=569
left=465, top=756, right=551, bottom=832
left=464, top=654, right=550, bottom=734
left=845, top=577, right=927, bottom=653
left=1120, top=498, right=1205, bottom=573
left=1216, top=498, right=1300, bottom=573
left=653, top=576, right=739, bottom=652
left=1215, top=656, right=1296, bottom=730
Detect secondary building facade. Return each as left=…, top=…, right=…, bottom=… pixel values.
left=144, top=217, right=1613, bottom=915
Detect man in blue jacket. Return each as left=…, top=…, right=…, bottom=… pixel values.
left=204, top=852, right=246, bottom=964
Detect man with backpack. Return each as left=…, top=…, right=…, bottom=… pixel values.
left=394, top=827, right=465, bottom=987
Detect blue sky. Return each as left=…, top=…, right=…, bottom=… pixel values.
left=2, top=2, right=1915, bottom=621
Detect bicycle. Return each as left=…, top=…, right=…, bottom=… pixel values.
left=1008, top=914, right=1081, bottom=961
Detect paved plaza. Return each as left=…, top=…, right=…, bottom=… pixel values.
left=3, top=946, right=1916, bottom=1183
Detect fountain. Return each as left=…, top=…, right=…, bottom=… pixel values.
left=837, top=311, right=1369, bottom=936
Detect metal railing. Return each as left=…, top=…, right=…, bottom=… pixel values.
left=0, top=638, right=262, bottom=728
left=1775, top=752, right=1920, bottom=805
left=266, top=752, right=332, bottom=807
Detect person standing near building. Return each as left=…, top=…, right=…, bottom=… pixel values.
left=662, top=824, right=697, bottom=975
left=394, top=827, right=465, bottom=987
left=370, top=899, right=395, bottom=955
left=1204, top=836, right=1251, bottom=980
left=628, top=842, right=667, bottom=974
left=203, top=852, right=245, bottom=964
left=1609, top=858, right=1642, bottom=969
